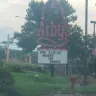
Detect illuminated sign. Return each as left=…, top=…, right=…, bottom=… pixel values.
left=36, top=0, right=71, bottom=49
left=37, top=21, right=70, bottom=48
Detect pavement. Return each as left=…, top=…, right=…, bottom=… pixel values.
left=44, top=93, right=96, bottom=96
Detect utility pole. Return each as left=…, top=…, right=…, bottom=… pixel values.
left=83, top=0, right=88, bottom=84
left=5, top=34, right=10, bottom=64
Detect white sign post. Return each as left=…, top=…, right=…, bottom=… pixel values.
left=38, top=49, right=67, bottom=64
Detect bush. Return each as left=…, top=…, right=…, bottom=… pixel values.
left=0, top=60, right=4, bottom=67
left=92, top=73, right=96, bottom=79
left=23, top=64, right=47, bottom=73
left=6, top=63, right=48, bottom=73
left=0, top=63, right=22, bottom=96
left=23, top=64, right=33, bottom=71
left=0, top=67, right=14, bottom=92
left=6, top=64, right=23, bottom=73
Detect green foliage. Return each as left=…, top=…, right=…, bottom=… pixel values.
left=6, top=64, right=23, bottom=73
left=0, top=61, right=4, bottom=67
left=6, top=63, right=47, bottom=73
left=0, top=67, right=14, bottom=94
left=68, top=24, right=84, bottom=59
left=0, top=47, right=25, bottom=62
left=0, top=67, right=14, bottom=86
left=0, top=48, right=5, bottom=61
left=0, top=63, right=22, bottom=96
left=9, top=49, right=25, bottom=60
left=22, top=64, right=47, bottom=73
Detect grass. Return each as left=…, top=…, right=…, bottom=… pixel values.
left=75, top=85, right=96, bottom=93
left=0, top=93, right=7, bottom=96
left=12, top=71, right=70, bottom=96
left=1, top=63, right=96, bottom=96
left=60, top=84, right=96, bottom=94
left=0, top=70, right=96, bottom=96
left=10, top=71, right=96, bottom=96
left=13, top=71, right=70, bottom=84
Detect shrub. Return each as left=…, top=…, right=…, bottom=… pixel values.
left=0, top=67, right=14, bottom=92
left=6, top=63, right=48, bottom=73
left=23, top=64, right=33, bottom=71
left=23, top=64, right=47, bottom=73
left=0, top=63, right=22, bottom=96
left=6, top=64, right=23, bottom=73
left=0, top=60, right=4, bottom=67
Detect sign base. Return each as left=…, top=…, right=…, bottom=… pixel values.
left=50, top=64, right=54, bottom=77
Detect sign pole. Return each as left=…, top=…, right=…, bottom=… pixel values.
left=65, top=64, right=66, bottom=75
left=50, top=64, right=54, bottom=77
left=29, top=54, right=31, bottom=64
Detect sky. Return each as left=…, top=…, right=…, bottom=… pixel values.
left=0, top=0, right=96, bottom=49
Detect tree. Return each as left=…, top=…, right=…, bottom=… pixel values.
left=14, top=0, right=77, bottom=53
left=0, top=47, right=5, bottom=61
left=9, top=49, right=25, bottom=60
left=86, top=35, right=96, bottom=74
left=68, top=24, right=84, bottom=60
left=0, top=46, right=25, bottom=61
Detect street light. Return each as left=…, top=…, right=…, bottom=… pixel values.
left=90, top=21, right=96, bottom=74
left=90, top=21, right=96, bottom=36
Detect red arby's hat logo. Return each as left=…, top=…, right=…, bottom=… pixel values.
left=36, top=0, right=71, bottom=49
left=92, top=48, right=96, bottom=55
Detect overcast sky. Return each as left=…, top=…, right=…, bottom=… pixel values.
left=0, top=0, right=96, bottom=49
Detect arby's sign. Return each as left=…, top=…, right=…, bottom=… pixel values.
left=36, top=0, right=71, bottom=49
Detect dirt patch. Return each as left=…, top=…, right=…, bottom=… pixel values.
left=88, top=77, right=96, bottom=83
left=76, top=76, right=96, bottom=84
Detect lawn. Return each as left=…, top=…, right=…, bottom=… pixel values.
left=75, top=85, right=96, bottom=93
left=13, top=71, right=70, bottom=96
left=0, top=94, right=5, bottom=96
left=2, top=71, right=95, bottom=96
